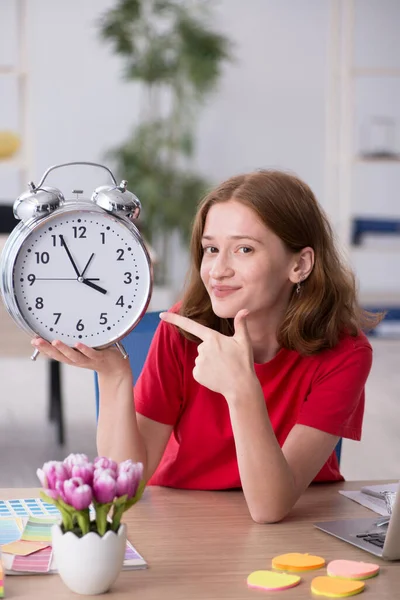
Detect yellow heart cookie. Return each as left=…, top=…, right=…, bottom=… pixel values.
left=247, top=570, right=301, bottom=591
left=272, top=552, right=326, bottom=571
left=311, top=575, right=365, bottom=597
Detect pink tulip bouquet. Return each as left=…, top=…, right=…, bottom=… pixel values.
left=37, top=454, right=145, bottom=537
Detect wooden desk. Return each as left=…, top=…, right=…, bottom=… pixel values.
left=1, top=482, right=399, bottom=599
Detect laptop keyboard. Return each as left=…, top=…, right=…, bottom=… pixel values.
left=356, top=532, right=386, bottom=548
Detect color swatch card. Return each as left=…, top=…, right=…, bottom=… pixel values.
left=0, top=498, right=60, bottom=519
left=0, top=499, right=148, bottom=574
left=21, top=516, right=57, bottom=542
left=0, top=517, right=23, bottom=545
left=0, top=580, right=3, bottom=598
left=1, top=540, right=50, bottom=556
left=12, top=547, right=52, bottom=574
left=123, top=540, right=147, bottom=569
left=0, top=556, right=4, bottom=598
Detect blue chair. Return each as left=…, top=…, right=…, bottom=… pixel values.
left=335, top=439, right=342, bottom=463
left=94, top=311, right=161, bottom=418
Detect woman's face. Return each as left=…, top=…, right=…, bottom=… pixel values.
left=200, top=200, right=297, bottom=321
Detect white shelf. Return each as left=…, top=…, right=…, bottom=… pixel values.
left=0, top=0, right=30, bottom=193
left=352, top=244, right=400, bottom=254
left=330, top=0, right=400, bottom=313
left=0, top=157, right=26, bottom=169
left=358, top=291, right=400, bottom=307
left=351, top=67, right=400, bottom=77
left=0, top=66, right=27, bottom=76
left=353, top=156, right=400, bottom=164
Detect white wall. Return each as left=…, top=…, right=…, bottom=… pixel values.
left=1, top=0, right=399, bottom=298
left=24, top=0, right=330, bottom=201
left=195, top=0, right=330, bottom=200
left=12, top=0, right=143, bottom=194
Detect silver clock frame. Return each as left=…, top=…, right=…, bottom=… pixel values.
left=0, top=162, right=153, bottom=359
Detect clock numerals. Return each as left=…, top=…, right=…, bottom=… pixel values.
left=13, top=214, right=149, bottom=344
left=35, top=252, right=50, bottom=264
left=51, top=235, right=64, bottom=247
left=116, top=295, right=124, bottom=307
left=73, top=226, right=87, bottom=239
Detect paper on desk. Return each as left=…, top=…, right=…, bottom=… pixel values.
left=21, top=516, right=56, bottom=542
left=1, top=540, right=50, bottom=556
left=360, top=482, right=399, bottom=497
left=2, top=539, right=147, bottom=575
left=338, top=490, right=389, bottom=516
left=12, top=547, right=52, bottom=573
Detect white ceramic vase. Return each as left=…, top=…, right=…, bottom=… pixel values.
left=51, top=523, right=127, bottom=595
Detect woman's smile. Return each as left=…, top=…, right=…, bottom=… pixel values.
left=211, top=285, right=241, bottom=298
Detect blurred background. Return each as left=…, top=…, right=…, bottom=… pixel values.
left=1, top=0, right=400, bottom=486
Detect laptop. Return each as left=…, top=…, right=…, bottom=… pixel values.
left=314, top=481, right=400, bottom=560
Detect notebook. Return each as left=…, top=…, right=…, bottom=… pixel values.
left=339, top=482, right=398, bottom=516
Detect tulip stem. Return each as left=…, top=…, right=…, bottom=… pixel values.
left=94, top=501, right=112, bottom=536
left=40, top=491, right=74, bottom=531
left=111, top=503, right=125, bottom=532
left=75, top=509, right=90, bottom=536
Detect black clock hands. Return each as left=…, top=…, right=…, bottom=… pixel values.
left=59, top=238, right=107, bottom=294
left=60, top=235, right=81, bottom=277
left=81, top=279, right=107, bottom=295
left=80, top=253, right=94, bottom=278
left=80, top=252, right=107, bottom=294
left=34, top=277, right=100, bottom=281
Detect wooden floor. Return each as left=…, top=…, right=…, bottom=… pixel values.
left=0, top=291, right=399, bottom=487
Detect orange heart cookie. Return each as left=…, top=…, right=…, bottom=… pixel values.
left=247, top=570, right=301, bottom=591
left=272, top=552, right=326, bottom=572
left=327, top=559, right=379, bottom=580
left=311, top=576, right=365, bottom=597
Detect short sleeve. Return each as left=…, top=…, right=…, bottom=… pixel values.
left=296, top=344, right=373, bottom=441
left=134, top=319, right=185, bottom=426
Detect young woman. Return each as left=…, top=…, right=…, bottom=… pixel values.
left=32, top=170, right=380, bottom=523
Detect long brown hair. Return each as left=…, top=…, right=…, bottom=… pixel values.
left=179, top=170, right=382, bottom=354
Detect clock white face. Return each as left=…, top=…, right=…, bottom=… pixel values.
left=12, top=207, right=151, bottom=347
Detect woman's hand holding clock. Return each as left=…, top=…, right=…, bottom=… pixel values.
left=31, top=336, right=131, bottom=377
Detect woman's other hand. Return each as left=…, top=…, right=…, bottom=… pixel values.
left=159, top=309, right=257, bottom=401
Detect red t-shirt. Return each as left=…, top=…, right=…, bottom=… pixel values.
left=134, top=314, right=372, bottom=490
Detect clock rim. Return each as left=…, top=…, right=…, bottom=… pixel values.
left=0, top=201, right=154, bottom=348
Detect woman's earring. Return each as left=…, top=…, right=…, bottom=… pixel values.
left=296, top=275, right=305, bottom=295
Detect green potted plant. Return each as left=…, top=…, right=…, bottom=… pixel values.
left=98, top=0, right=232, bottom=287
left=38, top=453, right=144, bottom=595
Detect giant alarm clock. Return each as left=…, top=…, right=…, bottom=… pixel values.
left=0, top=162, right=153, bottom=359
